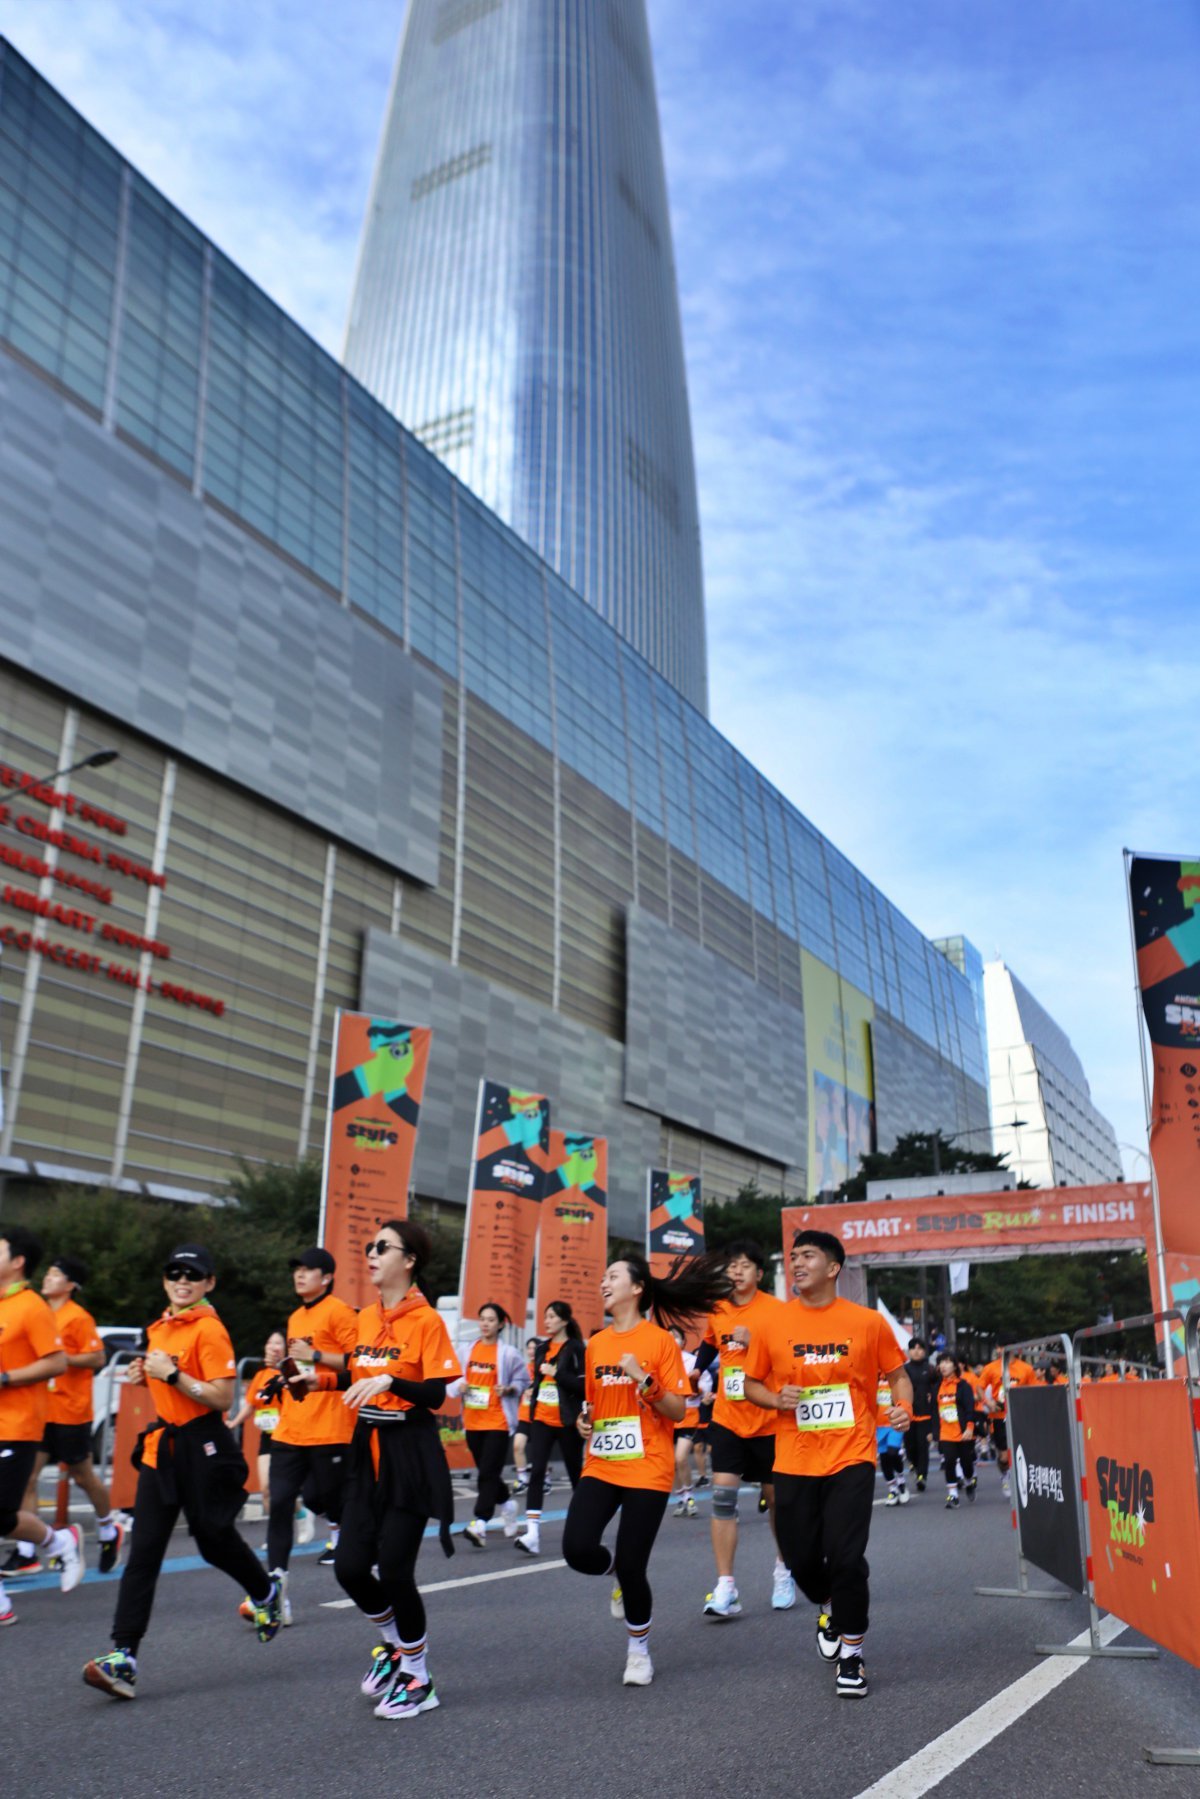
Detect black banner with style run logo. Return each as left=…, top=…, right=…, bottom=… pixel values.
left=1008, top=1385, right=1085, bottom=1593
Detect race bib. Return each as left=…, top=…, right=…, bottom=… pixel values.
left=464, top=1383, right=491, bottom=1409
left=723, top=1367, right=746, bottom=1401
left=253, top=1407, right=280, bottom=1433
left=794, top=1383, right=853, bottom=1431
left=538, top=1382, right=560, bottom=1408
left=939, top=1401, right=958, bottom=1424
left=588, top=1414, right=645, bottom=1461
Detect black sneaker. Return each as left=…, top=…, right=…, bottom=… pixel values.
left=916, top=1476, right=926, bottom=1493
left=1, top=1548, right=41, bottom=1578
left=965, top=1479, right=977, bottom=1503
left=836, top=1653, right=868, bottom=1699
left=815, top=1611, right=840, bottom=1662
left=98, top=1521, right=125, bottom=1575
left=318, top=1541, right=337, bottom=1566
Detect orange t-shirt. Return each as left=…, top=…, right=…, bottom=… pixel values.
left=273, top=1293, right=359, bottom=1448
left=461, top=1340, right=508, bottom=1431
left=141, top=1301, right=237, bottom=1468
left=0, top=1284, right=61, bottom=1441
left=346, top=1291, right=461, bottom=1426
left=518, top=1360, right=535, bottom=1426
left=937, top=1376, right=971, bottom=1442
left=681, top=1351, right=701, bottom=1430
left=529, top=1340, right=563, bottom=1430
left=46, top=1297, right=102, bottom=1426
left=746, top=1295, right=906, bottom=1478
left=876, top=1375, right=895, bottom=1429
left=702, top=1289, right=781, bottom=1438
left=980, top=1356, right=1035, bottom=1417
left=243, top=1367, right=282, bottom=1435
left=584, top=1319, right=689, bottom=1492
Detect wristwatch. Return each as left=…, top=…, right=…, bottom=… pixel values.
left=0, top=1370, right=9, bottom=1387
left=165, top=1367, right=181, bottom=1386
left=638, top=1373, right=655, bottom=1396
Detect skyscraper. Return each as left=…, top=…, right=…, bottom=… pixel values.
left=344, top=0, right=709, bottom=713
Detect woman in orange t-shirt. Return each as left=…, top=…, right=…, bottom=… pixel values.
left=563, top=1251, right=732, bottom=1688
left=454, top=1303, right=529, bottom=1548
left=226, top=1330, right=286, bottom=1508
left=514, top=1300, right=586, bottom=1555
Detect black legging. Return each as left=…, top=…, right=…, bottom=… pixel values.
left=526, top=1418, right=584, bottom=1509
left=265, top=1442, right=347, bottom=1570
left=905, top=1418, right=931, bottom=1481
left=113, top=1464, right=270, bottom=1652
left=878, top=1443, right=905, bottom=1482
left=562, top=1476, right=668, bottom=1629
left=334, top=1488, right=427, bottom=1642
left=465, top=1428, right=510, bottom=1520
left=773, top=1463, right=875, bottom=1638
left=941, top=1442, right=976, bottom=1485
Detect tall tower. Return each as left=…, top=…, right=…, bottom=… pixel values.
left=344, top=0, right=708, bottom=713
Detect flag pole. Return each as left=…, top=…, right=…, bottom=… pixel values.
left=1123, top=849, right=1174, bottom=1375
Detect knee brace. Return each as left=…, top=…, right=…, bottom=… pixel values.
left=712, top=1485, right=739, bottom=1521
left=0, top=1508, right=17, bottom=1537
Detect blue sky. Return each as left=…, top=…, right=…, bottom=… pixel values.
left=5, top=0, right=1195, bottom=1175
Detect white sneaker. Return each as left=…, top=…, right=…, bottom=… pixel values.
left=703, top=1582, right=742, bottom=1620
left=57, top=1525, right=85, bottom=1594
left=623, top=1648, right=653, bottom=1686
left=295, top=1507, right=315, bottom=1546
left=1001, top=1477, right=1011, bottom=1498
left=501, top=1498, right=520, bottom=1538
left=885, top=1490, right=900, bottom=1506
left=514, top=1530, right=540, bottom=1556
left=269, top=1568, right=293, bottom=1627
left=463, top=1521, right=487, bottom=1549
left=610, top=1585, right=625, bottom=1619
left=771, top=1567, right=796, bottom=1611
left=897, top=1485, right=910, bottom=1506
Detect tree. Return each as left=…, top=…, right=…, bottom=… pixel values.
left=837, top=1130, right=1018, bottom=1203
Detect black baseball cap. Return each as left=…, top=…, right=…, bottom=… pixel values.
left=50, top=1254, right=89, bottom=1288
left=163, top=1244, right=215, bottom=1278
left=288, top=1246, right=335, bottom=1275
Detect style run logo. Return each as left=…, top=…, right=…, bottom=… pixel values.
left=1096, top=1454, right=1154, bottom=1548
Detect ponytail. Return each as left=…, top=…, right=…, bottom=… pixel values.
left=546, top=1299, right=583, bottom=1341
left=617, top=1252, right=732, bottom=1333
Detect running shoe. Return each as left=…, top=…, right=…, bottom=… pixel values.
left=703, top=1584, right=743, bottom=1620
left=501, top=1498, right=521, bottom=1538
left=295, top=1507, right=316, bottom=1545
left=695, top=1474, right=710, bottom=1488
left=885, top=1490, right=901, bottom=1507
left=945, top=1491, right=960, bottom=1509
left=1001, top=1476, right=1011, bottom=1498
left=98, top=1522, right=125, bottom=1576
left=318, top=1540, right=337, bottom=1566
left=374, top=1673, right=440, bottom=1719
left=361, top=1644, right=402, bottom=1697
left=513, top=1470, right=530, bottom=1492
left=916, top=1475, right=926, bottom=1493
left=269, top=1568, right=293, bottom=1626
left=622, top=1649, right=653, bottom=1687
left=815, top=1611, right=840, bottom=1661
left=83, top=1649, right=137, bottom=1700
left=514, top=1530, right=540, bottom=1556
left=238, top=1597, right=255, bottom=1623
left=757, top=1490, right=768, bottom=1514
left=836, top=1653, right=868, bottom=1699
left=771, top=1567, right=796, bottom=1611
left=462, top=1521, right=487, bottom=1549
left=673, top=1495, right=697, bottom=1518
left=0, top=1548, right=41, bottom=1578
left=610, top=1585, right=625, bottom=1619
left=251, top=1584, right=283, bottom=1642
left=0, top=1604, right=15, bottom=1626
left=965, top=1478, right=978, bottom=1504
left=897, top=1484, right=910, bottom=1506
left=58, top=1525, right=85, bottom=1593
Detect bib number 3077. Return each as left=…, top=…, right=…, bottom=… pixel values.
left=794, top=1383, right=853, bottom=1431
left=588, top=1414, right=645, bottom=1461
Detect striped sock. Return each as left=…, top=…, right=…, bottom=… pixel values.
left=627, top=1618, right=652, bottom=1656
left=839, top=1632, right=865, bottom=1659
left=367, top=1606, right=401, bottom=1649
left=400, top=1635, right=428, bottom=1682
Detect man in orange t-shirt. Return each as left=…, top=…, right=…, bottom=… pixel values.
left=980, top=1346, right=1035, bottom=1496
left=0, top=1224, right=83, bottom=1622
left=266, top=1246, right=358, bottom=1586
left=11, top=1254, right=122, bottom=1579
left=744, top=1228, right=911, bottom=1701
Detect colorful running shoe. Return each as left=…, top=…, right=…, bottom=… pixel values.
left=83, top=1649, right=137, bottom=1700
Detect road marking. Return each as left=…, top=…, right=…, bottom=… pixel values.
left=851, top=1612, right=1129, bottom=1798
left=321, top=1559, right=567, bottom=1607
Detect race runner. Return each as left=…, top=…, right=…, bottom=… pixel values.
left=670, top=1326, right=701, bottom=1518
left=515, top=1300, right=585, bottom=1556
left=979, top=1343, right=1035, bottom=1498
left=876, top=1369, right=908, bottom=1506
left=454, top=1303, right=528, bottom=1548
left=935, top=1353, right=976, bottom=1507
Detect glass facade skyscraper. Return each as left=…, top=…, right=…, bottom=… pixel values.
left=344, top=0, right=709, bottom=713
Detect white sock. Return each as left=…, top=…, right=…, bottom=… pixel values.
left=329, top=1525, right=340, bottom=1547
left=45, top=1527, right=76, bottom=1558
left=96, top=1513, right=117, bottom=1541
left=399, top=1635, right=428, bottom=1682
left=627, top=1620, right=651, bottom=1656
left=715, top=1574, right=736, bottom=1596
left=0, top=1578, right=9, bottom=1613
left=16, top=1540, right=35, bottom=1557
left=368, top=1610, right=401, bottom=1648
left=774, top=1558, right=789, bottom=1575
left=840, top=1633, right=865, bottom=1659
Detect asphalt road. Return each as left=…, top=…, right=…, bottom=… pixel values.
left=6, top=1464, right=1200, bottom=1798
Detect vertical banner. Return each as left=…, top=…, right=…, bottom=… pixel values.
left=801, top=951, right=875, bottom=1197
left=460, top=1081, right=551, bottom=1326
left=1130, top=854, right=1200, bottom=1324
left=319, top=1011, right=431, bottom=1311
left=647, top=1169, right=704, bottom=1282
left=534, top=1130, right=609, bottom=1336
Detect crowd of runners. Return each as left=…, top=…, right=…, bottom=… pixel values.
left=0, top=1217, right=1146, bottom=1715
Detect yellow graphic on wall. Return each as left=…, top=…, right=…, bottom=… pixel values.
left=801, top=951, right=875, bottom=1197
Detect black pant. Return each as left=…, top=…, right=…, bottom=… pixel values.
left=466, top=1429, right=510, bottom=1520
left=112, top=1463, right=270, bottom=1652
left=0, top=1440, right=37, bottom=1535
left=334, top=1490, right=428, bottom=1643
left=526, top=1418, right=584, bottom=1510
left=774, top=1462, right=876, bottom=1638
left=266, top=1442, right=348, bottom=1570
left=905, top=1418, right=931, bottom=1480
left=562, top=1476, right=668, bottom=1629
left=942, top=1442, right=976, bottom=1484
left=878, top=1444, right=905, bottom=1482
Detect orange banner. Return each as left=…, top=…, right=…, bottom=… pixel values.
left=647, top=1169, right=704, bottom=1284
left=319, top=1012, right=431, bottom=1312
left=534, top=1130, right=608, bottom=1336
left=460, top=1080, right=551, bottom=1325
left=1081, top=1379, right=1200, bottom=1667
left=781, top=1183, right=1152, bottom=1269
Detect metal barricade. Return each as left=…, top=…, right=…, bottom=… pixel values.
left=975, top=1333, right=1074, bottom=1602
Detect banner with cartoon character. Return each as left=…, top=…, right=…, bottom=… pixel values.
left=534, top=1130, right=608, bottom=1336
left=460, top=1080, right=553, bottom=1325
left=647, top=1169, right=704, bottom=1283
left=318, top=1011, right=432, bottom=1310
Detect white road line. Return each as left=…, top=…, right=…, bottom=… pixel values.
left=321, top=1558, right=568, bottom=1607
left=851, top=1612, right=1129, bottom=1799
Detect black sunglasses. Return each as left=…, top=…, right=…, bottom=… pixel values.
left=164, top=1263, right=204, bottom=1281
left=363, top=1238, right=405, bottom=1260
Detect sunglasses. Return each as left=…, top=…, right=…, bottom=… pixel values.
left=164, top=1264, right=204, bottom=1282
left=363, top=1238, right=406, bottom=1260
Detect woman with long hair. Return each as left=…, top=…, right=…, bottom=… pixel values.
left=514, top=1299, right=586, bottom=1556
left=318, top=1219, right=461, bottom=1721
left=564, top=1252, right=732, bottom=1687
left=454, top=1302, right=529, bottom=1548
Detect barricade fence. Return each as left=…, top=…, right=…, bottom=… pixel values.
left=975, top=1332, right=1076, bottom=1602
